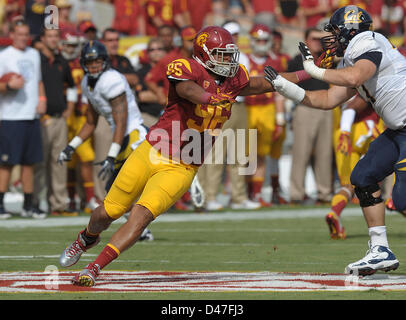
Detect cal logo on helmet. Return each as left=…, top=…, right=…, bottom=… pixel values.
left=343, top=9, right=363, bottom=24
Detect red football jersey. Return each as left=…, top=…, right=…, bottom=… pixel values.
left=146, top=58, right=250, bottom=166
left=245, top=54, right=284, bottom=106
left=69, top=58, right=87, bottom=115
left=142, top=0, right=188, bottom=36
left=145, top=48, right=186, bottom=96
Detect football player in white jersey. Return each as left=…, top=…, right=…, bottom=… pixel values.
left=265, top=5, right=406, bottom=276
left=57, top=40, right=154, bottom=242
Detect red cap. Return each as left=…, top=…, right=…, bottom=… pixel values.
left=79, top=20, right=97, bottom=33
left=180, top=26, right=197, bottom=41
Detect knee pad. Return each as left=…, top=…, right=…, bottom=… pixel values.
left=354, top=184, right=383, bottom=207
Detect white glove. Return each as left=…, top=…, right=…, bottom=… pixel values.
left=264, top=66, right=306, bottom=104
left=298, top=42, right=326, bottom=81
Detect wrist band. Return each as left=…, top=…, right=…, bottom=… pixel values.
left=68, top=136, right=83, bottom=149
left=107, top=142, right=121, bottom=158
left=39, top=96, right=47, bottom=102
left=303, top=60, right=326, bottom=81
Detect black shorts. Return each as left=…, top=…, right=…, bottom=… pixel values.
left=0, top=119, right=43, bottom=165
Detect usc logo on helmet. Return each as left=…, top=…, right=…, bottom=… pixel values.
left=344, top=10, right=363, bottom=24
left=196, top=32, right=209, bottom=47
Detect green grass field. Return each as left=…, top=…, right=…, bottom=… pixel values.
left=1, top=205, right=406, bottom=300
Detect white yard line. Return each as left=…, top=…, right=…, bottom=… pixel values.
left=0, top=207, right=364, bottom=229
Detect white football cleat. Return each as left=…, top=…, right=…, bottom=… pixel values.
left=345, top=241, right=399, bottom=276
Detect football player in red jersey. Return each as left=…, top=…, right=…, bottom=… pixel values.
left=245, top=24, right=287, bottom=206
left=59, top=26, right=305, bottom=287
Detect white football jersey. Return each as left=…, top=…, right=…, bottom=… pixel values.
left=82, top=68, right=144, bottom=136
left=338, top=31, right=406, bottom=130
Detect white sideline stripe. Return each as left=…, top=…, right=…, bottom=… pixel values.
left=0, top=207, right=364, bottom=229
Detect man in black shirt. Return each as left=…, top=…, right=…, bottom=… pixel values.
left=287, top=27, right=333, bottom=205
left=102, top=28, right=138, bottom=89
left=34, top=27, right=77, bottom=216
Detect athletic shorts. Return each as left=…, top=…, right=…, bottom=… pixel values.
left=104, top=140, right=198, bottom=219
left=0, top=119, right=43, bottom=165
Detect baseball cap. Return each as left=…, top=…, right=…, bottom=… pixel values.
left=79, top=20, right=97, bottom=33
left=180, top=26, right=197, bottom=40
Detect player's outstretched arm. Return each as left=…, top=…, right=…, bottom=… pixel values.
left=299, top=42, right=378, bottom=87
left=264, top=65, right=357, bottom=110
left=175, top=80, right=236, bottom=105
left=239, top=69, right=308, bottom=97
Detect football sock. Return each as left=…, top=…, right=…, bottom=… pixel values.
left=330, top=193, right=348, bottom=217
left=82, top=227, right=100, bottom=245
left=23, top=193, right=33, bottom=210
left=0, top=192, right=4, bottom=207
left=83, top=182, right=95, bottom=203
left=250, top=177, right=264, bottom=199
left=93, top=243, right=120, bottom=270
left=67, top=169, right=76, bottom=203
left=369, top=226, right=389, bottom=248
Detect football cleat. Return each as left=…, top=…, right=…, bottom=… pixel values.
left=83, top=197, right=101, bottom=214
left=271, top=192, right=288, bottom=205
left=59, top=230, right=100, bottom=267
left=345, top=241, right=399, bottom=276
left=139, top=228, right=154, bottom=241
left=72, top=263, right=100, bottom=287
left=325, top=212, right=346, bottom=239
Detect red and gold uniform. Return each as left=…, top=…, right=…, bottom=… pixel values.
left=142, top=0, right=188, bottom=36
left=333, top=105, right=385, bottom=186
left=245, top=54, right=286, bottom=157
left=66, top=58, right=95, bottom=167
left=104, top=58, right=250, bottom=219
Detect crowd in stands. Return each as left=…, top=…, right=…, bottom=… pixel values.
left=0, top=0, right=405, bottom=218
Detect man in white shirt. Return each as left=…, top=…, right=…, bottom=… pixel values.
left=0, top=19, right=46, bottom=219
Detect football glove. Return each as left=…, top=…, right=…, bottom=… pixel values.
left=95, top=156, right=115, bottom=180
left=298, top=42, right=313, bottom=61
left=298, top=42, right=326, bottom=80
left=190, top=175, right=205, bottom=208
left=315, top=49, right=334, bottom=69
left=336, top=131, right=352, bottom=156
left=57, top=145, right=75, bottom=165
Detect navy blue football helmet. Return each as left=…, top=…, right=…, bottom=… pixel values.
left=321, top=6, right=373, bottom=57
left=80, top=40, right=110, bottom=79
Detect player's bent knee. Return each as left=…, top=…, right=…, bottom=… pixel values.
left=353, top=184, right=383, bottom=207
left=103, top=197, right=130, bottom=220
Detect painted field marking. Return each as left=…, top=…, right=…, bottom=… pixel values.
left=1, top=271, right=406, bottom=293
